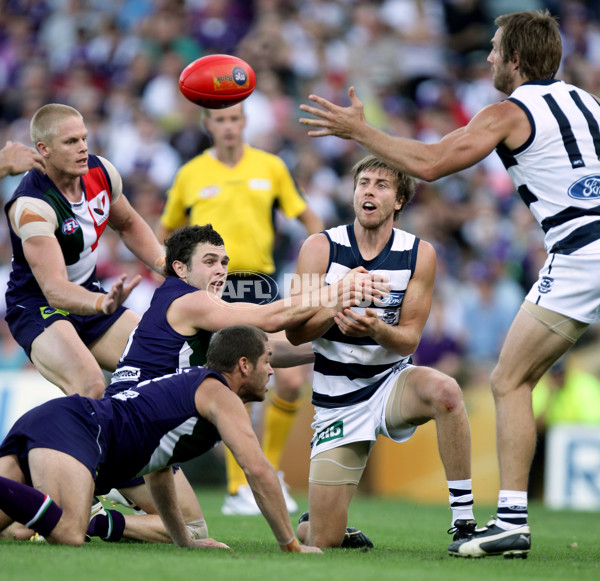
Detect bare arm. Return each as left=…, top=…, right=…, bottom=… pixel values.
left=195, top=380, right=322, bottom=553
left=109, top=194, right=166, bottom=275
left=269, top=336, right=314, bottom=367
left=167, top=265, right=380, bottom=336
left=334, top=240, right=436, bottom=355
left=0, top=141, right=45, bottom=178
left=296, top=206, right=324, bottom=236
left=285, top=233, right=338, bottom=345
left=145, top=468, right=228, bottom=549
left=155, top=222, right=173, bottom=246
left=300, top=87, right=523, bottom=182
left=22, top=235, right=140, bottom=315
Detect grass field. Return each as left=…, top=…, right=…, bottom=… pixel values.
left=2, top=488, right=599, bottom=581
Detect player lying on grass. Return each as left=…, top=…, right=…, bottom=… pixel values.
left=0, top=325, right=322, bottom=552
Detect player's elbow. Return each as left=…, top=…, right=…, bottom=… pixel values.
left=417, top=164, right=444, bottom=183
left=285, top=328, right=303, bottom=346
left=393, top=331, right=422, bottom=357
left=243, top=457, right=271, bottom=483
left=43, top=286, right=69, bottom=310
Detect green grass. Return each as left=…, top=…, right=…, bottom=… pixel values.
left=2, top=489, right=599, bottom=581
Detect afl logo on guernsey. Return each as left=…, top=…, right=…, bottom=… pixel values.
left=61, top=217, right=80, bottom=235
left=568, top=175, right=600, bottom=200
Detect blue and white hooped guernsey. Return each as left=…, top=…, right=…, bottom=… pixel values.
left=497, top=79, right=600, bottom=256
left=311, top=224, right=419, bottom=409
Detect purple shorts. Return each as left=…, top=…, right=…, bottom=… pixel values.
left=5, top=293, right=127, bottom=358
left=0, top=396, right=101, bottom=485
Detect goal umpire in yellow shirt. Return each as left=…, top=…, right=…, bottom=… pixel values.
left=156, top=102, right=324, bottom=515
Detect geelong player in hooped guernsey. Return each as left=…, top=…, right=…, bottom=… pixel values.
left=297, top=9, right=600, bottom=559
left=311, top=223, right=417, bottom=409
left=287, top=156, right=476, bottom=550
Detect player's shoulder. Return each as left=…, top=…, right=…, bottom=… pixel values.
left=298, top=231, right=330, bottom=267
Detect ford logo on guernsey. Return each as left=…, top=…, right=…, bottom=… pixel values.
left=568, top=175, right=600, bottom=200
left=61, top=217, right=80, bottom=235
left=379, top=291, right=404, bottom=307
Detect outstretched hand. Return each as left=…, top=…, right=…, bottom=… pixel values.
left=0, top=141, right=45, bottom=178
left=101, top=273, right=142, bottom=314
left=299, top=87, right=366, bottom=139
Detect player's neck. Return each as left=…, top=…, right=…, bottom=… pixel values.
left=353, top=219, right=394, bottom=261
left=46, top=167, right=83, bottom=202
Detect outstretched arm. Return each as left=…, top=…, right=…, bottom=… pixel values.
left=196, top=380, right=322, bottom=553
left=269, top=336, right=314, bottom=367
left=299, top=86, right=520, bottom=182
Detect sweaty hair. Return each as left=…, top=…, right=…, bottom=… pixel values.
left=164, top=224, right=225, bottom=277
left=30, top=104, right=83, bottom=149
left=206, top=325, right=268, bottom=372
left=351, top=155, right=416, bottom=220
left=495, top=10, right=561, bottom=81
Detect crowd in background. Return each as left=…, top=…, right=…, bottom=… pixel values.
left=1, top=0, right=600, bottom=387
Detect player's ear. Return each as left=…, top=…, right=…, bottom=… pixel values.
left=237, top=356, right=250, bottom=377
left=172, top=259, right=187, bottom=280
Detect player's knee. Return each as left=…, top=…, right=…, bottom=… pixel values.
left=49, top=527, right=87, bottom=546
left=433, top=375, right=464, bottom=414
left=311, top=528, right=345, bottom=548
left=296, top=520, right=309, bottom=544
left=78, top=376, right=107, bottom=399
left=489, top=365, right=514, bottom=400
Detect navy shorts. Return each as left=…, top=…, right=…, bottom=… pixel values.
left=0, top=396, right=101, bottom=486
left=5, top=292, right=127, bottom=358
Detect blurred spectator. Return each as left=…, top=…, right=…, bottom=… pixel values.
left=413, top=289, right=466, bottom=380
left=104, top=109, right=181, bottom=191
left=459, top=259, right=524, bottom=382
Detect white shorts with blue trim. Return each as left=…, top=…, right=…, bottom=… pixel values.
left=309, top=364, right=417, bottom=460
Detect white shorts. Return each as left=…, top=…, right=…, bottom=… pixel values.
left=309, top=364, right=417, bottom=460
left=525, top=252, right=600, bottom=324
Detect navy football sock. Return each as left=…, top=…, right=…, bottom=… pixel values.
left=87, top=508, right=126, bottom=542
left=0, top=475, right=63, bottom=536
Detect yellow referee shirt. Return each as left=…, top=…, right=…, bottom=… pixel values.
left=160, top=145, right=307, bottom=274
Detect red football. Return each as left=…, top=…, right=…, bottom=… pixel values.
left=179, top=54, right=256, bottom=109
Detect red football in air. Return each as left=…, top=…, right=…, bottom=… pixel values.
left=179, top=54, right=256, bottom=109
